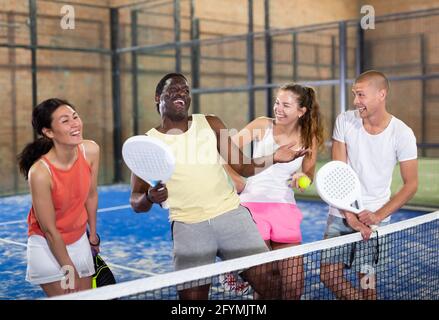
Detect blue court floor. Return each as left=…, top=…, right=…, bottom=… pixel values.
left=0, top=184, right=427, bottom=300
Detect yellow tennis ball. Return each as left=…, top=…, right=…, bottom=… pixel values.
left=298, top=176, right=311, bottom=189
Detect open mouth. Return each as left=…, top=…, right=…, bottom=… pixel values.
left=275, top=113, right=286, bottom=119
left=70, top=130, right=81, bottom=137
left=354, top=106, right=366, bottom=115
left=173, top=98, right=186, bottom=108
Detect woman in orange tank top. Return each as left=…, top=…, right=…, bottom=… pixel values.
left=18, top=98, right=100, bottom=297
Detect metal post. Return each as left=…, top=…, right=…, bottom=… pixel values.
left=110, top=8, right=122, bottom=182
left=190, top=0, right=200, bottom=113
left=356, top=22, right=365, bottom=76
left=29, top=0, right=38, bottom=140
left=8, top=12, right=18, bottom=192
left=264, top=0, right=273, bottom=117
left=292, top=33, right=298, bottom=81
left=174, top=0, right=181, bottom=72
left=420, top=34, right=427, bottom=157
left=247, top=0, right=255, bottom=122
left=331, top=35, right=337, bottom=127
left=339, top=21, right=347, bottom=113
left=191, top=18, right=200, bottom=113
left=131, top=10, right=139, bottom=135
left=190, top=0, right=194, bottom=38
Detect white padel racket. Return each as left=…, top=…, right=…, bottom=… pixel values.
left=122, top=135, right=175, bottom=209
left=316, top=161, right=377, bottom=230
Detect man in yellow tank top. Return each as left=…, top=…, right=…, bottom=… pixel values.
left=130, top=73, right=307, bottom=300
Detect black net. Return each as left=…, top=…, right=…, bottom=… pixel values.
left=53, top=212, right=439, bottom=300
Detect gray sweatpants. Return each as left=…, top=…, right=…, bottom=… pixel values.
left=172, top=205, right=269, bottom=271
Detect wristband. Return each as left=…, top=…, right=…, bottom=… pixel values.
left=146, top=191, right=154, bottom=204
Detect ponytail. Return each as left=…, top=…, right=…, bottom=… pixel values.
left=18, top=138, right=53, bottom=179
left=278, top=83, right=325, bottom=155
left=299, top=87, right=324, bottom=152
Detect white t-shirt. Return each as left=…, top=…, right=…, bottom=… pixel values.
left=239, top=123, right=304, bottom=204
left=329, top=110, right=417, bottom=222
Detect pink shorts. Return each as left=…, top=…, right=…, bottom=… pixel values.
left=242, top=202, right=303, bottom=244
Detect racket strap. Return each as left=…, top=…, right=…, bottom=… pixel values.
left=344, top=242, right=356, bottom=270
left=344, top=230, right=380, bottom=270
left=373, top=230, right=380, bottom=265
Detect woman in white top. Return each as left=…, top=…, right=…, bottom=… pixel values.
left=226, top=83, right=325, bottom=299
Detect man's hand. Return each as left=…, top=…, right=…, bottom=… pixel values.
left=358, top=225, right=373, bottom=241
left=358, top=210, right=381, bottom=226
left=147, top=182, right=168, bottom=204
left=344, top=212, right=373, bottom=241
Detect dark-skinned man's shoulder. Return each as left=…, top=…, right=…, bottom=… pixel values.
left=205, top=114, right=226, bottom=132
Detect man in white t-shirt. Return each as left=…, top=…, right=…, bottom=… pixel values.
left=320, top=70, right=418, bottom=300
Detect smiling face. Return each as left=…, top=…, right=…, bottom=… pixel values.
left=157, top=76, right=191, bottom=121
left=351, top=79, right=386, bottom=118
left=42, top=105, right=83, bottom=146
left=352, top=77, right=388, bottom=119
left=273, top=89, right=306, bottom=125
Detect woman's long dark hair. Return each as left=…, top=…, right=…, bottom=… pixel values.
left=18, top=98, right=74, bottom=179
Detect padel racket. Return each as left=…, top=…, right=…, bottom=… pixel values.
left=92, top=254, right=116, bottom=288
left=315, top=160, right=363, bottom=214
left=315, top=161, right=378, bottom=230
left=122, top=135, right=175, bottom=209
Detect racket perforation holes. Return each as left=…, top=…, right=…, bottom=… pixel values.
left=322, top=167, right=356, bottom=200
left=131, top=151, right=167, bottom=180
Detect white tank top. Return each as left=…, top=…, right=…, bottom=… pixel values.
left=239, top=121, right=304, bottom=204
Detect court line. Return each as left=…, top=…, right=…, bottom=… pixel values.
left=0, top=204, right=133, bottom=226
left=0, top=204, right=160, bottom=277
left=106, top=263, right=158, bottom=276
left=0, top=219, right=27, bottom=226
left=97, top=204, right=132, bottom=213
left=0, top=237, right=159, bottom=276
left=0, top=205, right=156, bottom=276
left=0, top=238, right=27, bottom=247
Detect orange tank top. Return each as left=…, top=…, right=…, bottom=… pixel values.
left=27, top=144, right=91, bottom=245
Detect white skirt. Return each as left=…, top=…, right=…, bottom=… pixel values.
left=26, top=232, right=95, bottom=285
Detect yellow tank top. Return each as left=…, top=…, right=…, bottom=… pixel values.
left=147, top=114, right=240, bottom=223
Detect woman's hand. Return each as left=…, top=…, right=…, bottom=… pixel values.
left=88, top=232, right=100, bottom=254
left=289, top=172, right=311, bottom=192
